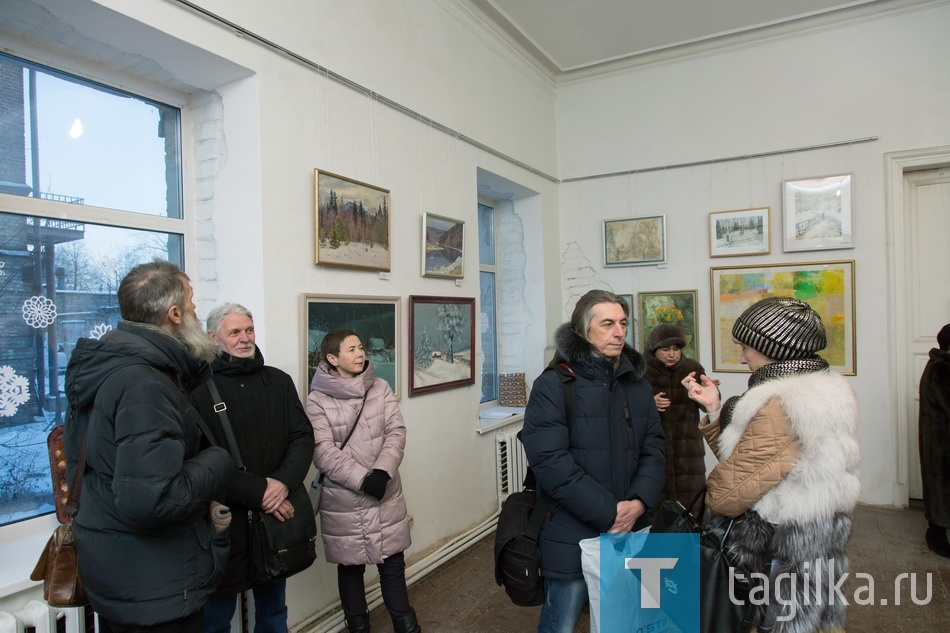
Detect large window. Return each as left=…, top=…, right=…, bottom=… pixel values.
left=0, top=53, right=185, bottom=527
left=478, top=203, right=498, bottom=403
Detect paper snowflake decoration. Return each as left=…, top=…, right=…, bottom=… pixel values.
left=90, top=323, right=112, bottom=340
left=0, top=365, right=31, bottom=417
left=481, top=312, right=490, bottom=334
left=22, top=295, right=57, bottom=329
left=0, top=260, right=5, bottom=276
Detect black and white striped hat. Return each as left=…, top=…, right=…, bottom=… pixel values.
left=731, top=297, right=826, bottom=361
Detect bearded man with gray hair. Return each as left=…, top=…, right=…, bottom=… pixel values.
left=64, top=260, right=234, bottom=632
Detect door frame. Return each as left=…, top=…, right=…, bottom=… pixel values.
left=884, top=145, right=950, bottom=507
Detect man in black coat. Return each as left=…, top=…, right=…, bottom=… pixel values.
left=193, top=303, right=315, bottom=633
left=64, top=260, right=234, bottom=632
left=919, top=323, right=950, bottom=558
left=521, top=289, right=666, bottom=633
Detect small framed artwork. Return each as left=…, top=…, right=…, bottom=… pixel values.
left=710, top=260, right=856, bottom=375
left=617, top=294, right=636, bottom=348
left=603, top=215, right=667, bottom=267
left=783, top=174, right=854, bottom=252
left=408, top=296, right=476, bottom=397
left=314, top=169, right=391, bottom=271
left=302, top=294, right=400, bottom=397
left=422, top=212, right=465, bottom=278
left=638, top=290, right=700, bottom=362
left=709, top=207, right=770, bottom=257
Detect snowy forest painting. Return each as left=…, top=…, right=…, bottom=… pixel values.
left=314, top=170, right=391, bottom=271
left=408, top=296, right=475, bottom=397
left=305, top=294, right=400, bottom=397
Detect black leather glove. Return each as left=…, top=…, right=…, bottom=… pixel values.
left=361, top=469, right=391, bottom=500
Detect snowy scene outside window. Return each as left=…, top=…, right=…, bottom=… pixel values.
left=0, top=53, right=184, bottom=526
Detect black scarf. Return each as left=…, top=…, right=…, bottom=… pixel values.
left=720, top=356, right=830, bottom=429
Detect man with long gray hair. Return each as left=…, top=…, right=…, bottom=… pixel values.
left=521, top=289, right=666, bottom=632
left=64, top=259, right=234, bottom=632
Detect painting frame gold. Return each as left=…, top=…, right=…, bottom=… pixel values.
left=314, top=169, right=391, bottom=271
left=710, top=260, right=855, bottom=374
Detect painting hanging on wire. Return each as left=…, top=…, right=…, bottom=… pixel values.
left=408, top=296, right=475, bottom=397
left=314, top=169, right=391, bottom=271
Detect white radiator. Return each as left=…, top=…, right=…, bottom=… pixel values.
left=495, top=426, right=529, bottom=507
left=0, top=600, right=93, bottom=633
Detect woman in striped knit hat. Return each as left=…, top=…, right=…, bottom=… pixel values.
left=682, top=296, right=861, bottom=633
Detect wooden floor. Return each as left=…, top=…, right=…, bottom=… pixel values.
left=367, top=503, right=950, bottom=632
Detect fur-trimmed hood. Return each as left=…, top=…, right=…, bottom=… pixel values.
left=553, top=323, right=646, bottom=380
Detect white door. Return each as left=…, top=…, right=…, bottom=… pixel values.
left=904, top=166, right=950, bottom=499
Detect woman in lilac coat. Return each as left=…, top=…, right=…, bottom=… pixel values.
left=307, top=329, right=419, bottom=633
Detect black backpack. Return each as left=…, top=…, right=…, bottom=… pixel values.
left=493, top=363, right=575, bottom=606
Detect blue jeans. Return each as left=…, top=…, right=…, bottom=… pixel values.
left=204, top=579, right=288, bottom=633
left=536, top=577, right=589, bottom=633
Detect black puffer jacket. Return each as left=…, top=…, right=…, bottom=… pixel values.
left=521, top=324, right=666, bottom=580
left=644, top=353, right=709, bottom=510
left=64, top=321, right=233, bottom=626
left=191, top=347, right=315, bottom=594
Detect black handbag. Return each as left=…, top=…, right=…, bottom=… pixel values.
left=651, top=488, right=757, bottom=633
left=199, top=379, right=317, bottom=583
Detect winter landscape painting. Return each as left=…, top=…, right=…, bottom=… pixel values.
left=314, top=169, right=391, bottom=271
left=408, top=296, right=475, bottom=397
left=422, top=212, right=465, bottom=278
left=783, top=174, right=853, bottom=252
left=304, top=294, right=400, bottom=397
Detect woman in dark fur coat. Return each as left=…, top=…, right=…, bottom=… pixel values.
left=644, top=323, right=713, bottom=512
left=683, top=297, right=861, bottom=633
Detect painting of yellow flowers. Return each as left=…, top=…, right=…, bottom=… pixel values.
left=638, top=290, right=699, bottom=362
left=710, top=260, right=855, bottom=374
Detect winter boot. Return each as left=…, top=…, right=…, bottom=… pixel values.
left=925, top=523, right=950, bottom=558
left=345, top=610, right=371, bottom=633
left=391, top=608, right=421, bottom=633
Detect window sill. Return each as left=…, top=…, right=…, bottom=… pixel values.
left=0, top=519, right=55, bottom=600
left=476, top=406, right=526, bottom=434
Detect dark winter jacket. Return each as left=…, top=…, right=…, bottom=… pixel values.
left=919, top=347, right=950, bottom=527
left=521, top=324, right=666, bottom=581
left=190, top=346, right=315, bottom=594
left=645, top=353, right=709, bottom=510
left=63, top=321, right=234, bottom=626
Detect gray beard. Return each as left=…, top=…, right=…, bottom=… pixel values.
left=176, top=312, right=221, bottom=363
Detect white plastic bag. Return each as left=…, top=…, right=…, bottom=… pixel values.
left=580, top=528, right=654, bottom=633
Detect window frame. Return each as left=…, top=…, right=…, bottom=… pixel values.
left=0, top=49, right=195, bottom=538
left=478, top=200, right=499, bottom=406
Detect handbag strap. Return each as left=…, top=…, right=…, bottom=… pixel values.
left=317, top=392, right=368, bottom=485
left=63, top=436, right=87, bottom=523
left=197, top=378, right=246, bottom=471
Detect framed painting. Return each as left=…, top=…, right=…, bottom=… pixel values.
left=408, top=295, right=475, bottom=397
left=638, top=290, right=700, bottom=362
left=302, top=294, right=400, bottom=397
left=709, top=207, right=770, bottom=257
left=314, top=169, right=391, bottom=271
left=783, top=174, right=854, bottom=252
left=710, top=260, right=856, bottom=374
left=603, top=215, right=667, bottom=267
left=617, top=294, right=636, bottom=348
left=422, top=212, right=465, bottom=278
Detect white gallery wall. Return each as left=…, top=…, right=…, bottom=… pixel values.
left=555, top=1, right=950, bottom=508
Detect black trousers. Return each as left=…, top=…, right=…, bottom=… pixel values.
left=337, top=551, right=412, bottom=619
